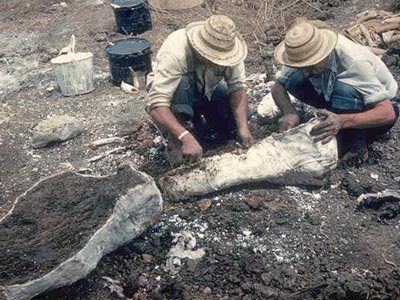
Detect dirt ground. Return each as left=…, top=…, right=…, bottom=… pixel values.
left=1, top=0, right=400, bottom=299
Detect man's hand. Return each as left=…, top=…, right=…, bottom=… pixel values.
left=310, top=109, right=343, bottom=143
left=238, top=127, right=255, bottom=147
left=180, top=134, right=203, bottom=163
left=278, top=113, right=300, bottom=132
left=229, top=90, right=254, bottom=148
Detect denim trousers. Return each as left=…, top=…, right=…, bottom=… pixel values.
left=284, top=70, right=399, bottom=154
left=170, top=76, right=236, bottom=134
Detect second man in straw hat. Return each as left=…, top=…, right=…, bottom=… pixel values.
left=145, top=15, right=254, bottom=167
left=271, top=20, right=399, bottom=158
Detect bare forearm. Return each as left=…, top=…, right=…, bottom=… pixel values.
left=229, top=90, right=250, bottom=130
left=271, top=81, right=297, bottom=115
left=339, top=99, right=395, bottom=129
left=149, top=106, right=187, bottom=137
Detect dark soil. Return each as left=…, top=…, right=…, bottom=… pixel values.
left=35, top=171, right=400, bottom=300
left=0, top=165, right=144, bottom=286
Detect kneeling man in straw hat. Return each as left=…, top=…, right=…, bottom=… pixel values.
left=145, top=15, right=254, bottom=167
left=271, top=20, right=399, bottom=158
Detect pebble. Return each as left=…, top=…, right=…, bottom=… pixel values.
left=142, top=254, right=153, bottom=264
left=198, top=198, right=212, bottom=211
left=246, top=197, right=264, bottom=210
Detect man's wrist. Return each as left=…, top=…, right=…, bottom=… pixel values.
left=178, top=130, right=190, bottom=140
left=339, top=114, right=353, bottom=129
left=180, top=131, right=196, bottom=143
left=238, top=125, right=250, bottom=134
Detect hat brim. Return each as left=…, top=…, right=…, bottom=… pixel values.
left=274, top=28, right=338, bottom=67
left=186, top=21, right=248, bottom=67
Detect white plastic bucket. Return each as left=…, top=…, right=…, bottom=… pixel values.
left=51, top=35, right=95, bottom=96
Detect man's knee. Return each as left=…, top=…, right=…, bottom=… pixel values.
left=285, top=71, right=326, bottom=108
left=285, top=70, right=305, bottom=93
left=211, top=83, right=229, bottom=101
left=172, top=76, right=193, bottom=103
left=330, top=81, right=363, bottom=111
left=171, top=76, right=195, bottom=118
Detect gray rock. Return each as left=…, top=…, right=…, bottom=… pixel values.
left=32, top=115, right=82, bottom=148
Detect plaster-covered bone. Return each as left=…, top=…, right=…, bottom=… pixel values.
left=160, top=119, right=338, bottom=201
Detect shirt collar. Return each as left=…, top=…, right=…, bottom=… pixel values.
left=326, top=51, right=337, bottom=74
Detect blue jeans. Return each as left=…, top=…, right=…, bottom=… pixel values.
left=285, top=71, right=399, bottom=155
left=171, top=76, right=237, bottom=134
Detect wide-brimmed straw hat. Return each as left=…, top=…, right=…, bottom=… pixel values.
left=186, top=15, right=247, bottom=67
left=274, top=21, right=338, bottom=67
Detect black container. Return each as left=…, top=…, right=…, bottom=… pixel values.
left=111, top=0, right=152, bottom=35
left=105, top=38, right=152, bottom=86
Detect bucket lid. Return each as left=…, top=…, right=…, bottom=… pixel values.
left=105, top=38, right=150, bottom=56
left=111, top=0, right=144, bottom=8
left=51, top=52, right=93, bottom=64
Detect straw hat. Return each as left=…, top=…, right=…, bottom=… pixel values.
left=186, top=15, right=247, bottom=67
left=274, top=22, right=338, bottom=67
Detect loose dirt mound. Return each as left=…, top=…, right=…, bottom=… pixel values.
left=0, top=166, right=144, bottom=287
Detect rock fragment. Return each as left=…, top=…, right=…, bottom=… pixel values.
left=32, top=115, right=82, bottom=148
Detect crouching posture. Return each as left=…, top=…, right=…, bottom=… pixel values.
left=271, top=20, right=399, bottom=157
left=145, top=15, right=254, bottom=167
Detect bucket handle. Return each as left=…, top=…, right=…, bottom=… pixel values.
left=68, top=35, right=76, bottom=56
left=57, top=35, right=76, bottom=59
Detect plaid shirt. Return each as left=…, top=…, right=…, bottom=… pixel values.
left=145, top=29, right=247, bottom=112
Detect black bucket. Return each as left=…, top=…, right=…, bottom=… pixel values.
left=105, top=38, right=152, bottom=86
left=111, top=0, right=152, bottom=35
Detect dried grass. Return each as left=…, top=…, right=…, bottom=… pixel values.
left=145, top=0, right=324, bottom=55
left=226, top=0, right=324, bottom=44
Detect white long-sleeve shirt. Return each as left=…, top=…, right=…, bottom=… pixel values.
left=145, top=29, right=247, bottom=112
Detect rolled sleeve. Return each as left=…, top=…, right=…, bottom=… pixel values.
left=342, top=61, right=396, bottom=105
left=225, top=62, right=247, bottom=95
left=145, top=52, right=185, bottom=113
left=275, top=66, right=298, bottom=86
